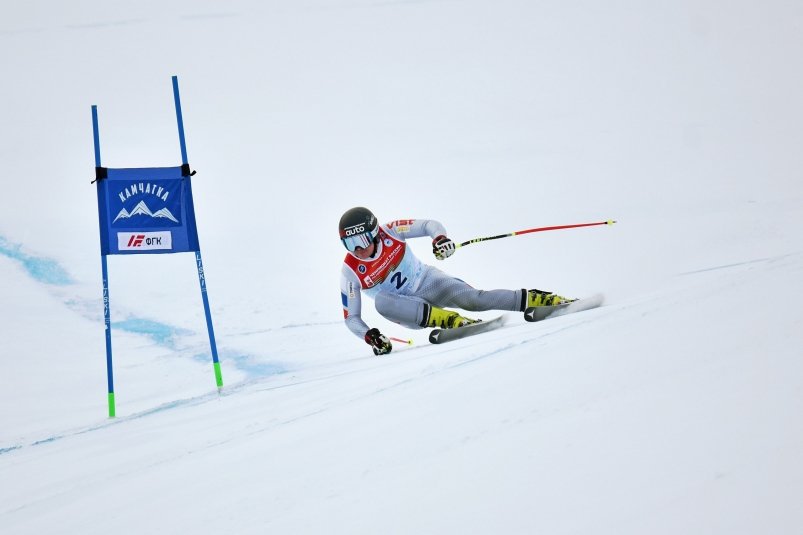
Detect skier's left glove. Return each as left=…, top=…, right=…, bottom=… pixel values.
left=432, top=235, right=456, bottom=260
left=365, top=328, right=392, bottom=356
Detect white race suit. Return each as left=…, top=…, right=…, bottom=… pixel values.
left=339, top=219, right=527, bottom=339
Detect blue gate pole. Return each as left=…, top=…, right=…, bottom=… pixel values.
left=172, top=76, right=223, bottom=389
left=92, top=105, right=116, bottom=417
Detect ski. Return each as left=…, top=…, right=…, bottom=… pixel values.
left=524, top=293, right=604, bottom=322
left=427, top=294, right=604, bottom=345
left=428, top=315, right=507, bottom=344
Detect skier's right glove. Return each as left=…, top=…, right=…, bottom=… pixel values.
left=432, top=235, right=456, bottom=260
left=365, top=328, right=392, bottom=356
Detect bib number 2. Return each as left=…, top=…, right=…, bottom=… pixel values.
left=390, top=272, right=408, bottom=290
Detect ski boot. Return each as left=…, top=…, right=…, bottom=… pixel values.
left=524, top=289, right=575, bottom=308
left=523, top=289, right=576, bottom=322
left=420, top=304, right=480, bottom=329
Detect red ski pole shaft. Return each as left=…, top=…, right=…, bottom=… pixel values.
left=457, top=220, right=616, bottom=248
left=389, top=336, right=413, bottom=345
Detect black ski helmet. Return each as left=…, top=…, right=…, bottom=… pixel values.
left=339, top=207, right=379, bottom=252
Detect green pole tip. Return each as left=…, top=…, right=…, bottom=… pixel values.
left=214, top=362, right=223, bottom=388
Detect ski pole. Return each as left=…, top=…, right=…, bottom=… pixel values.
left=456, top=220, right=616, bottom=249
left=389, top=336, right=413, bottom=345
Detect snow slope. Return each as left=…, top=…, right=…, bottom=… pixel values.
left=1, top=1, right=802, bottom=533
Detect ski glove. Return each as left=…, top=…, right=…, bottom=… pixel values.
left=365, top=328, right=392, bottom=356
left=432, top=235, right=456, bottom=260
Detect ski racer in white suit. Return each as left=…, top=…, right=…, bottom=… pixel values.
left=339, top=207, right=573, bottom=355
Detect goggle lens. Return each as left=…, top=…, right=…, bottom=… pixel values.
left=342, top=228, right=378, bottom=252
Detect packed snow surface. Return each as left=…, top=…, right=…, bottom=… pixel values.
left=1, top=1, right=801, bottom=533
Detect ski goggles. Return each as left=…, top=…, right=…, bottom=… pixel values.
left=341, top=227, right=379, bottom=252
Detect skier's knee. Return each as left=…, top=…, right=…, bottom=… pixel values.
left=375, top=292, right=425, bottom=329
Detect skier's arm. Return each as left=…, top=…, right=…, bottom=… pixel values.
left=385, top=219, right=447, bottom=241
left=386, top=219, right=455, bottom=260
left=340, top=267, right=393, bottom=355
left=340, top=267, right=370, bottom=338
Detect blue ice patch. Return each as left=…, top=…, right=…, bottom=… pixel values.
left=112, top=318, right=191, bottom=347
left=0, top=235, right=73, bottom=285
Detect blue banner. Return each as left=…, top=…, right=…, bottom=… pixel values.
left=97, top=166, right=200, bottom=255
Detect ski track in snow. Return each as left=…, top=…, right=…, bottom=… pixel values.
left=678, top=251, right=802, bottom=276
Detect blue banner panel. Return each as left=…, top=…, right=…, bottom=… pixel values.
left=97, top=167, right=200, bottom=255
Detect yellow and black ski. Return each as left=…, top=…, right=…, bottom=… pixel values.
left=428, top=315, right=507, bottom=344
left=524, top=294, right=604, bottom=322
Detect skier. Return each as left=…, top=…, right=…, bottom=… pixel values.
left=339, top=207, right=574, bottom=355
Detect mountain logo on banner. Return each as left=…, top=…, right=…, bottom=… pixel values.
left=113, top=200, right=179, bottom=224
